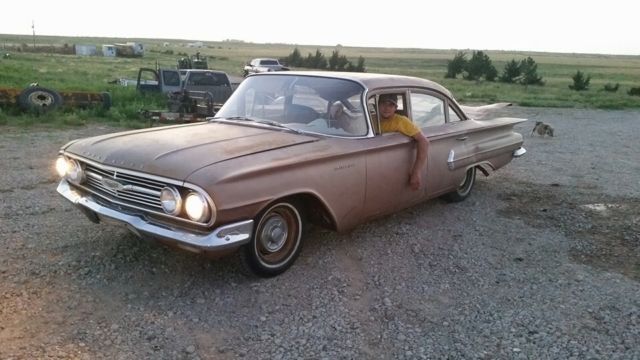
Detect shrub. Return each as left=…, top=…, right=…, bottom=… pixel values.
left=603, top=83, right=619, bottom=92
left=463, top=51, right=497, bottom=82
left=499, top=60, right=521, bottom=83
left=628, top=87, right=640, bottom=96
left=445, top=51, right=467, bottom=79
left=569, top=70, right=590, bottom=91
left=286, top=48, right=364, bottom=72
left=519, top=57, right=544, bottom=85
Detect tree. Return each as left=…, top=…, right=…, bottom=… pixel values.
left=302, top=49, right=328, bottom=69
left=519, top=57, right=544, bottom=85
left=499, top=59, right=521, bottom=83
left=328, top=50, right=350, bottom=71
left=287, top=47, right=303, bottom=67
left=312, top=49, right=327, bottom=69
left=463, top=51, right=497, bottom=81
left=354, top=56, right=366, bottom=72
left=569, top=70, right=590, bottom=91
left=445, top=51, right=467, bottom=79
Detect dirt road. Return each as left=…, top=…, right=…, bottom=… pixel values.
left=1, top=107, right=638, bottom=359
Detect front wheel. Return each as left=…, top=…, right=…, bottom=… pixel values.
left=443, top=167, right=476, bottom=202
left=241, top=201, right=304, bottom=277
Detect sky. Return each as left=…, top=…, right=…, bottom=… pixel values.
left=1, top=0, right=637, bottom=55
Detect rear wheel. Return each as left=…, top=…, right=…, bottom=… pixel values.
left=443, top=167, right=476, bottom=202
left=241, top=201, right=304, bottom=277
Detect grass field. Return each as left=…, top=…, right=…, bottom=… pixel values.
left=1, top=34, right=639, bottom=127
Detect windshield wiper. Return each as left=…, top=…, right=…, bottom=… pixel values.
left=253, top=119, right=302, bottom=134
left=216, top=116, right=301, bottom=134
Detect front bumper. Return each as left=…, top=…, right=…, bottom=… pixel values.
left=57, top=179, right=253, bottom=252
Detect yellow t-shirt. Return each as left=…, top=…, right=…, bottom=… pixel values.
left=380, top=114, right=420, bottom=137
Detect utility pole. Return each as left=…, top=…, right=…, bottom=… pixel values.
left=32, top=20, right=36, bottom=48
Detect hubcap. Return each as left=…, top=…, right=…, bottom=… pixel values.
left=28, top=91, right=54, bottom=107
left=259, top=214, right=288, bottom=253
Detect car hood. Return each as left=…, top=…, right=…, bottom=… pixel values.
left=63, top=122, right=318, bottom=181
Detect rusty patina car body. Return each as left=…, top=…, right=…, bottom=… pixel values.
left=56, top=72, right=526, bottom=276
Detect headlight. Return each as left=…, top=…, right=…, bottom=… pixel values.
left=160, top=187, right=182, bottom=215
left=55, top=156, right=68, bottom=177
left=66, top=159, right=84, bottom=183
left=184, top=192, right=210, bottom=222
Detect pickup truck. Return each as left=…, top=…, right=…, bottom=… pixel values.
left=137, top=68, right=233, bottom=102
left=136, top=68, right=234, bottom=124
left=242, top=58, right=289, bottom=77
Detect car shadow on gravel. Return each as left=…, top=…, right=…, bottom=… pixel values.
left=497, top=181, right=640, bottom=281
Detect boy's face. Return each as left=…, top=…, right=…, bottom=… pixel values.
left=379, top=100, right=397, bottom=119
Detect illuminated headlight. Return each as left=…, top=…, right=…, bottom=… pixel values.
left=56, top=157, right=85, bottom=184
left=55, top=156, right=68, bottom=177
left=184, top=192, right=210, bottom=222
left=160, top=187, right=182, bottom=215
left=67, top=159, right=85, bottom=183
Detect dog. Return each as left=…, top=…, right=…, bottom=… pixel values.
left=531, top=121, right=554, bottom=137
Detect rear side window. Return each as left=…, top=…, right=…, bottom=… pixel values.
left=410, top=93, right=445, bottom=127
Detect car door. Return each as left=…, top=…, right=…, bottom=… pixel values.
left=362, top=94, right=426, bottom=220
left=410, top=91, right=472, bottom=197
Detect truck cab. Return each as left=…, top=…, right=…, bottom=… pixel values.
left=137, top=69, right=233, bottom=104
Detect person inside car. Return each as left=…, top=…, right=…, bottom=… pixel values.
left=378, top=94, right=429, bottom=190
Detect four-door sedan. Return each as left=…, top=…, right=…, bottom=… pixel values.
left=56, top=71, right=526, bottom=277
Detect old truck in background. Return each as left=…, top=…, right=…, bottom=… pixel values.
left=136, top=68, right=235, bottom=124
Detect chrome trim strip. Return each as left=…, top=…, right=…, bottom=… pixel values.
left=447, top=149, right=455, bottom=170
left=513, top=147, right=527, bottom=157
left=57, top=180, right=252, bottom=251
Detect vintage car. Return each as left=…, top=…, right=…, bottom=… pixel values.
left=242, top=58, right=289, bottom=77
left=55, top=71, right=526, bottom=277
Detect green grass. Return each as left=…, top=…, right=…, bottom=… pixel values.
left=1, top=34, right=640, bottom=127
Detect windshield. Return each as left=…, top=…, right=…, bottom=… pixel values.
left=260, top=59, right=279, bottom=66
left=215, top=75, right=369, bottom=137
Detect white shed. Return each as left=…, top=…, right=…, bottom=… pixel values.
left=102, top=45, right=116, bottom=57
left=75, top=44, right=97, bottom=56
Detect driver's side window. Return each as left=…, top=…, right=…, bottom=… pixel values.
left=410, top=93, right=445, bottom=127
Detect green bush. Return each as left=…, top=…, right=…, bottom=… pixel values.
left=463, top=51, right=497, bottom=82
left=445, top=51, right=467, bottom=79
left=569, top=70, right=590, bottom=91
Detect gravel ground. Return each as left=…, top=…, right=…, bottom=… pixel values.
left=1, top=106, right=639, bottom=359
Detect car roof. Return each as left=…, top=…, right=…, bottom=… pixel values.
left=258, top=71, right=452, bottom=98
left=185, top=69, right=227, bottom=74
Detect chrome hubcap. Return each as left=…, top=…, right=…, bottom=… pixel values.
left=259, top=215, right=288, bottom=252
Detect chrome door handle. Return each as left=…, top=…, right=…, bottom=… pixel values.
left=456, top=136, right=468, bottom=141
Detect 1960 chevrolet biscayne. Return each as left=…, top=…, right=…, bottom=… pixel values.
left=56, top=72, right=526, bottom=276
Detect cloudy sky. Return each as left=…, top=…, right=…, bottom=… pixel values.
left=1, top=0, right=637, bottom=55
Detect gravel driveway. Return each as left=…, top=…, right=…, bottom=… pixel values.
left=1, top=106, right=638, bottom=359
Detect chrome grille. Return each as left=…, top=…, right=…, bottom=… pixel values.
left=83, top=163, right=166, bottom=211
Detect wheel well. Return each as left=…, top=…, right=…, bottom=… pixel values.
left=281, top=193, right=336, bottom=231
left=474, top=162, right=493, bottom=177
